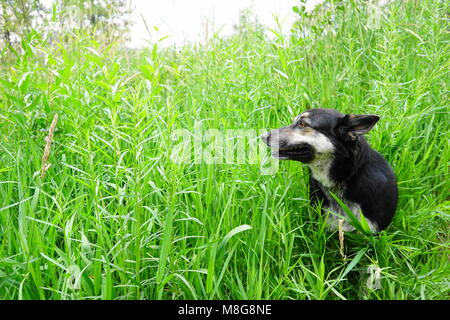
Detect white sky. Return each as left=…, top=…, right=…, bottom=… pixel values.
left=127, top=0, right=324, bottom=48
left=41, top=0, right=324, bottom=48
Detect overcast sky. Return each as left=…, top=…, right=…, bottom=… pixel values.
left=41, top=0, right=324, bottom=48
left=127, top=0, right=325, bottom=48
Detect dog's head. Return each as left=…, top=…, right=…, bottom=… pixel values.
left=261, top=108, right=379, bottom=163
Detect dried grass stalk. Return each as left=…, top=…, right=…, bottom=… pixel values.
left=338, top=218, right=346, bottom=261
left=41, top=114, right=58, bottom=179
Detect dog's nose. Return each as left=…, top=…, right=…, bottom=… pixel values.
left=261, top=132, right=271, bottom=145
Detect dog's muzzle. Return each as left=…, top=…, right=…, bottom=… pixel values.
left=261, top=131, right=314, bottom=163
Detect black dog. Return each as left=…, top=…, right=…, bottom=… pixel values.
left=262, top=108, right=397, bottom=232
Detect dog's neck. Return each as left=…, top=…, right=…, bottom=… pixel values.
left=309, top=137, right=370, bottom=189
left=307, top=152, right=335, bottom=188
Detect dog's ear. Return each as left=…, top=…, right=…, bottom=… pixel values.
left=336, top=114, right=380, bottom=140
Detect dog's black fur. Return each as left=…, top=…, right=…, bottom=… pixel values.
left=262, top=108, right=397, bottom=231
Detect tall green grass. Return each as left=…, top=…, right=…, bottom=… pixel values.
left=0, top=0, right=449, bottom=299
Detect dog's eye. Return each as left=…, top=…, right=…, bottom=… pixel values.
left=298, top=120, right=306, bottom=128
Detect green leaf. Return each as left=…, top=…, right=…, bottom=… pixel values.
left=329, top=191, right=371, bottom=235
left=339, top=248, right=367, bottom=281
left=220, top=224, right=252, bottom=249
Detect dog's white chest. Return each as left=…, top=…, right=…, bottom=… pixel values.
left=308, top=156, right=334, bottom=188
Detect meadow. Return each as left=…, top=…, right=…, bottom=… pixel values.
left=0, top=0, right=449, bottom=299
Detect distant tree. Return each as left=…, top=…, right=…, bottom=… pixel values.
left=232, top=7, right=265, bottom=40
left=56, top=0, right=132, bottom=44
left=0, top=0, right=132, bottom=49
left=0, top=0, right=47, bottom=47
